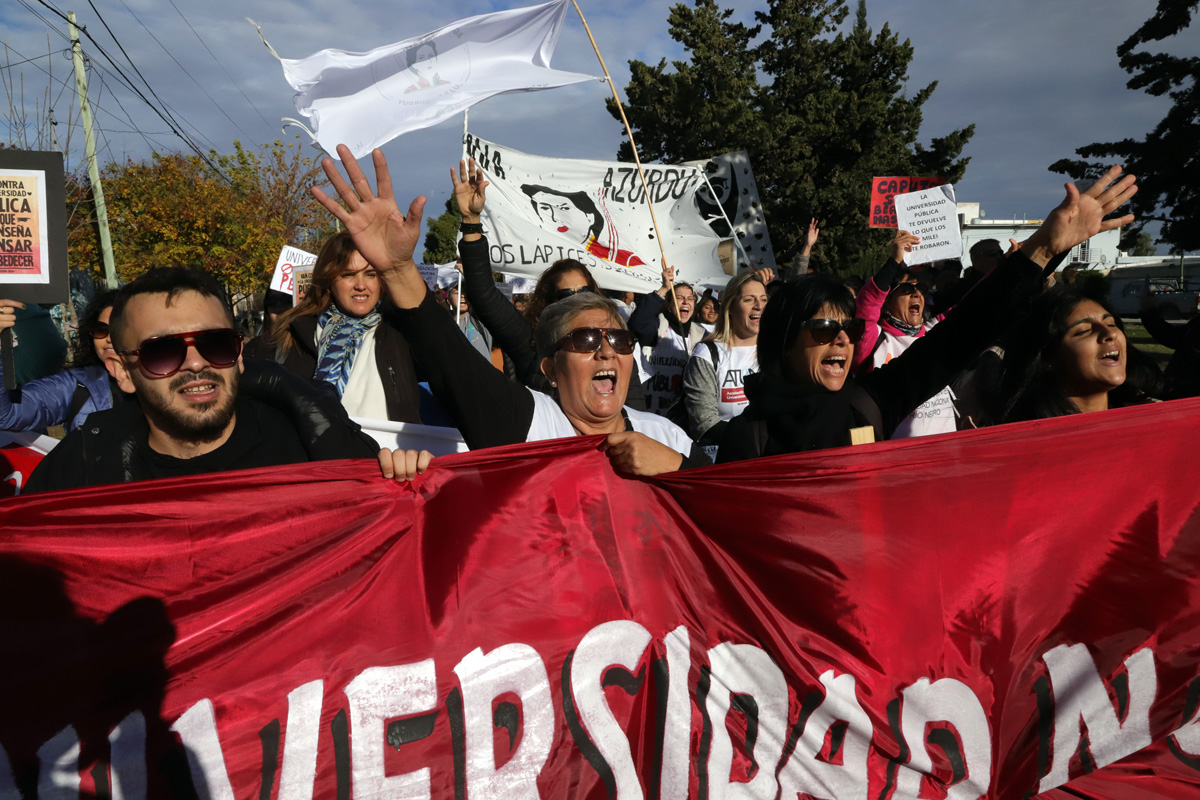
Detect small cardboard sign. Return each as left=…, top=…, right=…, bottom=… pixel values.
left=292, top=265, right=315, bottom=306
left=418, top=263, right=461, bottom=290
left=868, top=176, right=947, bottom=228
left=270, top=245, right=317, bottom=296
left=893, top=184, right=961, bottom=266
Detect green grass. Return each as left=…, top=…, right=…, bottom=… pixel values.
left=1124, top=322, right=1174, bottom=369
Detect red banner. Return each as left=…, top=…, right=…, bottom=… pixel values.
left=2, top=398, right=1200, bottom=799
left=869, top=176, right=948, bottom=228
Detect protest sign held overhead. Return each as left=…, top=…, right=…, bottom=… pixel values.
left=894, top=183, right=962, bottom=265
left=269, top=245, right=317, bottom=296
left=684, top=150, right=776, bottom=271
left=465, top=133, right=728, bottom=293
left=417, top=261, right=461, bottom=290
left=271, top=0, right=599, bottom=159
left=0, top=150, right=66, bottom=304
left=869, top=175, right=947, bottom=228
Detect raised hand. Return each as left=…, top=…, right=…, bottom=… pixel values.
left=805, top=218, right=820, bottom=252
left=311, top=145, right=426, bottom=280
left=889, top=231, right=921, bottom=263
left=1024, top=166, right=1137, bottom=267
left=657, top=261, right=677, bottom=296
left=0, top=300, right=25, bottom=332
left=451, top=158, right=488, bottom=220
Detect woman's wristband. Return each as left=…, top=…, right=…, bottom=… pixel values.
left=459, top=221, right=484, bottom=235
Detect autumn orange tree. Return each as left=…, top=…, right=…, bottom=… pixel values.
left=69, top=137, right=336, bottom=300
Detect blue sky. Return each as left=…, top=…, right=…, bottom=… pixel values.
left=1, top=0, right=1194, bottom=257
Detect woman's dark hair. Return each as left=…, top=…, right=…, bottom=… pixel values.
left=756, top=273, right=855, bottom=380
left=271, top=231, right=363, bottom=353
left=1000, top=285, right=1160, bottom=422
left=523, top=259, right=599, bottom=328
left=74, top=288, right=119, bottom=366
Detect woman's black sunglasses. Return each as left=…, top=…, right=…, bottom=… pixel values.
left=552, top=286, right=595, bottom=303
left=798, top=318, right=866, bottom=345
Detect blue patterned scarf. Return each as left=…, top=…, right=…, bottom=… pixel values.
left=314, top=306, right=381, bottom=396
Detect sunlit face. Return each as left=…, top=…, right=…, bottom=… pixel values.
left=330, top=251, right=381, bottom=318
left=539, top=308, right=632, bottom=432
left=448, top=287, right=469, bottom=313
left=883, top=276, right=925, bottom=328
left=671, top=286, right=695, bottom=323
left=532, top=192, right=594, bottom=246
left=92, top=306, right=114, bottom=362
left=1051, top=299, right=1127, bottom=402
left=730, top=280, right=768, bottom=340
left=697, top=297, right=719, bottom=325
left=785, top=303, right=853, bottom=392
left=109, top=291, right=242, bottom=446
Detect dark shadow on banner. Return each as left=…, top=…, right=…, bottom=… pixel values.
left=0, top=555, right=207, bottom=799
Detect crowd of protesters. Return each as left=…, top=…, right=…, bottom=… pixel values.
left=3, top=145, right=1196, bottom=494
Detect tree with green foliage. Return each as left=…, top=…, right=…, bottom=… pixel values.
left=1050, top=0, right=1198, bottom=253
left=1130, top=232, right=1158, bottom=256
left=613, top=0, right=974, bottom=274
left=422, top=196, right=461, bottom=264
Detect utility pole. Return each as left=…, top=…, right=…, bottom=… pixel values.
left=68, top=11, right=117, bottom=290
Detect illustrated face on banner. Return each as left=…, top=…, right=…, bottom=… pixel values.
left=523, top=186, right=602, bottom=247
left=370, top=38, right=462, bottom=100
left=694, top=159, right=740, bottom=238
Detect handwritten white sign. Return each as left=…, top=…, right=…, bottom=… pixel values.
left=270, top=245, right=317, bottom=295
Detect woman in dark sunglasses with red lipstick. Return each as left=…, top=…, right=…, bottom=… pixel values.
left=0, top=290, right=120, bottom=433
left=717, top=166, right=1141, bottom=462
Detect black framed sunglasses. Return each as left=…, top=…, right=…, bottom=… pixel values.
left=552, top=286, right=595, bottom=303
left=798, top=318, right=866, bottom=345
left=555, top=327, right=636, bottom=355
left=891, top=283, right=920, bottom=297
left=90, top=321, right=110, bottom=339
left=117, top=328, right=242, bottom=377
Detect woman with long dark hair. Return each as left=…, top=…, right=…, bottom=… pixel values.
left=0, top=289, right=120, bottom=432
left=269, top=231, right=422, bottom=422
left=716, top=166, right=1140, bottom=461
left=998, top=286, right=1160, bottom=422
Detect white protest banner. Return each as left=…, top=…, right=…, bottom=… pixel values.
left=418, top=263, right=462, bottom=291
left=893, top=183, right=961, bottom=266
left=275, top=0, right=599, bottom=159
left=684, top=150, right=776, bottom=271
left=465, top=133, right=729, bottom=293
left=503, top=273, right=538, bottom=293
left=270, top=245, right=317, bottom=296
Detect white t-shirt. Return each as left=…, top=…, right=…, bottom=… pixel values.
left=692, top=341, right=758, bottom=422
left=527, top=390, right=694, bottom=455
left=639, top=327, right=692, bottom=415
left=315, top=324, right=390, bottom=421
left=869, top=322, right=957, bottom=438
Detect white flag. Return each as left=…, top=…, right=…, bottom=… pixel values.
left=465, top=133, right=730, bottom=293
left=278, top=0, right=600, bottom=159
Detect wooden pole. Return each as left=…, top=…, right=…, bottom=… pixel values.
left=569, top=0, right=677, bottom=310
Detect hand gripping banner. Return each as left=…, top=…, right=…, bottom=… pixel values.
left=1, top=398, right=1199, bottom=799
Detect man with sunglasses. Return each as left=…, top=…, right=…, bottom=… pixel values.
left=24, top=267, right=382, bottom=493
left=852, top=231, right=960, bottom=438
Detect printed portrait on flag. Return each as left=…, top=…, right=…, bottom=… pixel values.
left=370, top=39, right=462, bottom=100
left=466, top=133, right=730, bottom=293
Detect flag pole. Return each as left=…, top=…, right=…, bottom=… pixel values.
left=569, top=0, right=678, bottom=310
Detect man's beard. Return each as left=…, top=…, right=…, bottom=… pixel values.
left=138, top=369, right=238, bottom=446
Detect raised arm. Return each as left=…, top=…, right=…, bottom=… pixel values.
left=863, top=166, right=1138, bottom=433
left=853, top=231, right=919, bottom=370
left=451, top=159, right=540, bottom=381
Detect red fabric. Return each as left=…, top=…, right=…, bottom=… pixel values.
left=0, top=440, right=45, bottom=497
left=869, top=176, right=948, bottom=228
left=1, top=398, right=1199, bottom=799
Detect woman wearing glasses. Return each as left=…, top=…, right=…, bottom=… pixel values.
left=310, top=148, right=707, bottom=476
left=0, top=290, right=119, bottom=433
left=852, top=231, right=959, bottom=438
left=716, top=166, right=1140, bottom=461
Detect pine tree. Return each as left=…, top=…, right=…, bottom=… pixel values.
left=613, top=0, right=974, bottom=274
left=1050, top=0, right=1199, bottom=253
left=422, top=196, right=461, bottom=264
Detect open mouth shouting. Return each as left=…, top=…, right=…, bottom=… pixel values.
left=592, top=368, right=618, bottom=395
left=1099, top=349, right=1121, bottom=366
left=820, top=354, right=846, bottom=377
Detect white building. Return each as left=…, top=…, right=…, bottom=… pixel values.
left=955, top=202, right=1122, bottom=270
